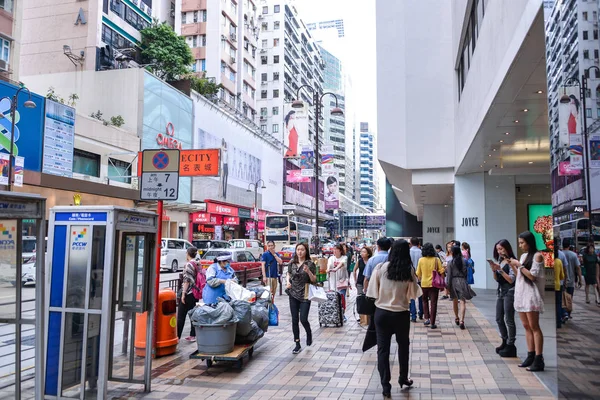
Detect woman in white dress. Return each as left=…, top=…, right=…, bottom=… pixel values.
left=508, top=231, right=545, bottom=372
left=327, top=244, right=349, bottom=322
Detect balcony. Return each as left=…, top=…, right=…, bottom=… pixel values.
left=220, top=74, right=236, bottom=94
left=182, top=0, right=207, bottom=12
left=222, top=54, right=238, bottom=72
left=191, top=47, right=206, bottom=60
left=182, top=22, right=207, bottom=36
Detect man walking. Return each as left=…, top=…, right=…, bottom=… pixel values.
left=363, top=237, right=392, bottom=291
left=261, top=240, right=283, bottom=303
left=562, top=238, right=583, bottom=319
left=410, top=237, right=424, bottom=322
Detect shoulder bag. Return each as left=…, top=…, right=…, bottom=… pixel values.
left=432, top=259, right=446, bottom=289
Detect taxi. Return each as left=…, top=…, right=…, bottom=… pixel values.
left=199, top=249, right=263, bottom=281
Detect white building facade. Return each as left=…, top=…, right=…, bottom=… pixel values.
left=359, top=123, right=376, bottom=212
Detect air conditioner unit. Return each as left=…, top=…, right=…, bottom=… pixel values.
left=260, top=116, right=267, bottom=120
left=260, top=49, right=266, bottom=53
left=258, top=15, right=263, bottom=19
left=230, top=33, right=237, bottom=41
left=0, top=60, right=8, bottom=71
left=221, top=34, right=227, bottom=40
left=231, top=56, right=236, bottom=64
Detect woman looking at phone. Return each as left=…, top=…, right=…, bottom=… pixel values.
left=488, top=240, right=518, bottom=358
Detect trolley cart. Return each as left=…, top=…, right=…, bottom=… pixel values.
left=189, top=339, right=259, bottom=369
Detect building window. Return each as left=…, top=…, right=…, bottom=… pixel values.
left=273, top=55, right=279, bottom=63
left=261, top=124, right=267, bottom=132
left=261, top=90, right=267, bottom=99
left=0, top=0, right=13, bottom=13
left=193, top=10, right=198, bottom=22
left=583, top=11, right=588, bottom=20
left=583, top=30, right=589, bottom=40
left=272, top=124, right=279, bottom=133
left=0, top=38, right=9, bottom=63
left=584, top=49, right=590, bottom=59
left=597, top=108, right=600, bottom=118
left=261, top=55, right=267, bottom=65
left=273, top=89, right=279, bottom=98
left=261, top=72, right=267, bottom=82
left=181, top=12, right=186, bottom=24
left=586, top=108, right=592, bottom=118
left=102, top=23, right=136, bottom=49
left=274, top=21, right=280, bottom=29
left=260, top=107, right=267, bottom=116
left=261, top=22, right=268, bottom=31
left=273, top=38, right=279, bottom=47
left=457, top=0, right=485, bottom=99
left=262, top=6, right=268, bottom=14
left=273, top=72, right=279, bottom=80
left=272, top=106, right=279, bottom=115
left=595, top=30, right=599, bottom=40
left=262, top=39, right=268, bottom=47
left=108, top=158, right=132, bottom=184
left=229, top=69, right=236, bottom=81
left=192, top=35, right=197, bottom=47
left=73, top=149, right=100, bottom=177
left=201, top=59, right=206, bottom=71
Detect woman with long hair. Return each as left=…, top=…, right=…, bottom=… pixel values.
left=286, top=242, right=317, bottom=354
left=416, top=243, right=445, bottom=329
left=447, top=246, right=476, bottom=329
left=284, top=110, right=298, bottom=157
left=354, top=246, right=373, bottom=296
left=509, top=231, right=546, bottom=371
left=582, top=244, right=600, bottom=304
left=327, top=244, right=349, bottom=322
left=441, top=241, right=454, bottom=300
left=366, top=239, right=419, bottom=397
left=489, top=239, right=518, bottom=357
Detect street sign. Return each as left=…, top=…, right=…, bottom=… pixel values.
left=140, top=172, right=179, bottom=200
left=141, top=149, right=180, bottom=173
left=137, top=149, right=220, bottom=177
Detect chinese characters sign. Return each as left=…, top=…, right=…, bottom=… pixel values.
left=137, top=149, right=220, bottom=177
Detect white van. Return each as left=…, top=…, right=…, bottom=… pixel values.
left=229, top=239, right=264, bottom=259
left=160, top=238, right=194, bottom=272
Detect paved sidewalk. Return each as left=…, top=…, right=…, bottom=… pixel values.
left=108, top=289, right=557, bottom=400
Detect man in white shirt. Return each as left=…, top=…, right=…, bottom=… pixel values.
left=409, top=237, right=423, bottom=322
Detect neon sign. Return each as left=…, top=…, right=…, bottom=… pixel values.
left=156, top=122, right=183, bottom=149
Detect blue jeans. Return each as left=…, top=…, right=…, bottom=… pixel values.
left=410, top=296, right=423, bottom=320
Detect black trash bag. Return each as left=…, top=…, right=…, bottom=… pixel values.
left=230, top=300, right=253, bottom=336
left=255, top=298, right=271, bottom=308
left=251, top=303, right=269, bottom=332
left=189, top=300, right=237, bottom=326
left=235, top=320, right=264, bottom=345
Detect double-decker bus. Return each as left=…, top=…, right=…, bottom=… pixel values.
left=265, top=214, right=327, bottom=251
left=554, top=216, right=600, bottom=251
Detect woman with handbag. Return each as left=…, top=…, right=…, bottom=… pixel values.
left=447, top=246, right=476, bottom=330
left=416, top=243, right=445, bottom=329
left=366, top=239, right=419, bottom=397
left=327, top=244, right=350, bottom=322
left=286, top=242, right=317, bottom=354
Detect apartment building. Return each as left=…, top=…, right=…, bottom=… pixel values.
left=359, top=122, right=376, bottom=212
left=175, top=0, right=259, bottom=119
left=0, top=0, right=21, bottom=81
left=256, top=0, right=324, bottom=147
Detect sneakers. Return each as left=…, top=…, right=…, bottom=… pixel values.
left=424, top=319, right=431, bottom=326
left=292, top=342, right=302, bottom=354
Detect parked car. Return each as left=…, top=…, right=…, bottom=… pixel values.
left=192, top=239, right=231, bottom=258
left=279, top=245, right=296, bottom=265
left=160, top=238, right=194, bottom=272
left=200, top=249, right=263, bottom=282
left=229, top=239, right=264, bottom=259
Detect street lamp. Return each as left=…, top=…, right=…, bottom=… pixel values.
left=560, top=67, right=598, bottom=245
left=0, top=86, right=37, bottom=191
left=247, top=179, right=266, bottom=240
left=292, top=85, right=343, bottom=254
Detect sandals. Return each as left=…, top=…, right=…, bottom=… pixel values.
left=455, top=318, right=460, bottom=326
left=460, top=321, right=466, bottom=330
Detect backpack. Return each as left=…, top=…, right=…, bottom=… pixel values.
left=466, top=258, right=475, bottom=285
left=190, top=261, right=207, bottom=300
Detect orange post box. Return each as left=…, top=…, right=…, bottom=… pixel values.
left=135, top=289, right=179, bottom=357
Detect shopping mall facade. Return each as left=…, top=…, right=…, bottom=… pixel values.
left=377, top=0, right=591, bottom=289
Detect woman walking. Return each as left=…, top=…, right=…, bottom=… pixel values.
left=367, top=239, right=419, bottom=397
left=490, top=239, right=517, bottom=357
left=327, top=244, right=350, bottom=322
left=416, top=243, right=445, bottom=329
left=354, top=246, right=372, bottom=295
left=441, top=241, right=453, bottom=300
left=447, top=246, right=476, bottom=330
left=509, top=231, right=546, bottom=372
left=581, top=245, right=599, bottom=304
left=177, top=247, right=200, bottom=341
left=286, top=242, right=317, bottom=354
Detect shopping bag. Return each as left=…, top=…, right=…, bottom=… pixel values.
left=562, top=289, right=573, bottom=313
left=268, top=303, right=279, bottom=326
left=362, top=316, right=377, bottom=352
left=308, top=285, right=327, bottom=303
left=225, top=280, right=256, bottom=302
left=356, top=294, right=376, bottom=315
left=432, top=270, right=446, bottom=290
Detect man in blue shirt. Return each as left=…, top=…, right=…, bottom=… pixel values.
left=409, top=237, right=424, bottom=322
left=363, top=237, right=392, bottom=291
left=261, top=240, right=282, bottom=303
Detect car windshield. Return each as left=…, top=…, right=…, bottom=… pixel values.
left=23, top=239, right=36, bottom=253
left=203, top=250, right=232, bottom=261
left=193, top=241, right=210, bottom=249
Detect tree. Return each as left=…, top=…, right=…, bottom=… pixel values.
left=188, top=74, right=222, bottom=99
left=140, top=22, right=193, bottom=81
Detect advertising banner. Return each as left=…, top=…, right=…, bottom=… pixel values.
left=287, top=169, right=311, bottom=183
left=13, top=156, right=23, bottom=187
left=0, top=153, right=8, bottom=186
left=590, top=134, right=600, bottom=168
left=324, top=172, right=339, bottom=210
left=223, top=216, right=240, bottom=226
left=568, top=134, right=583, bottom=169
left=206, top=202, right=238, bottom=216
left=283, top=103, right=309, bottom=158
left=321, top=145, right=335, bottom=176
left=558, top=161, right=581, bottom=176
left=558, top=86, right=581, bottom=149
left=42, top=99, right=75, bottom=177
left=300, top=145, right=314, bottom=176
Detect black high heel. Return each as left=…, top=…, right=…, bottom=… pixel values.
left=399, top=378, right=414, bottom=388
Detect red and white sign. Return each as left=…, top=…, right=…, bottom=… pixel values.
left=207, top=202, right=239, bottom=216
left=223, top=216, right=240, bottom=226
left=191, top=212, right=222, bottom=225
left=250, top=210, right=268, bottom=220
left=196, top=225, right=215, bottom=233
left=156, top=122, right=183, bottom=150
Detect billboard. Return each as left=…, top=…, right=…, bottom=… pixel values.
left=283, top=103, right=309, bottom=158
left=0, top=82, right=45, bottom=173
left=557, top=86, right=582, bottom=171
left=321, top=145, right=338, bottom=210
left=42, top=99, right=75, bottom=177
left=191, top=94, right=283, bottom=213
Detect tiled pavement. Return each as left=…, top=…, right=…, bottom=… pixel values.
left=107, top=286, right=558, bottom=400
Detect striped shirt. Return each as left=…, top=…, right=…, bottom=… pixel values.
left=183, top=260, right=198, bottom=295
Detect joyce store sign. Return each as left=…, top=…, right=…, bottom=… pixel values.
left=461, top=217, right=479, bottom=227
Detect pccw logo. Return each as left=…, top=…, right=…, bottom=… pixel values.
left=0, top=223, right=15, bottom=249
left=71, top=228, right=88, bottom=251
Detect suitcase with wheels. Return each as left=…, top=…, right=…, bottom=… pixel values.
left=318, top=291, right=344, bottom=327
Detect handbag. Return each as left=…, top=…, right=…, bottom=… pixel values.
left=308, top=284, right=327, bottom=303
left=562, top=289, right=573, bottom=312
left=356, top=293, right=376, bottom=315
left=268, top=303, right=279, bottom=326
left=432, top=269, right=446, bottom=289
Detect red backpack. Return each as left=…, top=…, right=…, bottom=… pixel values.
left=190, top=261, right=207, bottom=300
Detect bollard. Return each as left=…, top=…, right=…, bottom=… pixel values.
left=135, top=289, right=179, bottom=357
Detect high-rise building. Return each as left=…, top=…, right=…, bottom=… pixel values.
left=0, top=0, right=21, bottom=82
left=256, top=1, right=324, bottom=147
left=359, top=122, right=376, bottom=211
left=306, top=19, right=345, bottom=39
left=175, top=0, right=260, bottom=120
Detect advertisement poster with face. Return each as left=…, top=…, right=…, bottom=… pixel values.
left=283, top=103, right=309, bottom=158
left=324, top=172, right=339, bottom=210
left=557, top=86, right=582, bottom=171
left=590, top=135, right=600, bottom=169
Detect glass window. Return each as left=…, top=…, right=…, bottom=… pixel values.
left=260, top=124, right=267, bottom=132
left=583, top=31, right=589, bottom=40
left=0, top=38, right=9, bottom=63
left=584, top=49, right=590, bottom=59
left=193, top=10, right=198, bottom=22
left=273, top=89, right=279, bottom=98
left=262, top=6, right=268, bottom=13
left=89, top=225, right=106, bottom=309
left=595, top=30, right=599, bottom=40
left=274, top=21, right=280, bottom=29
left=261, top=90, right=267, bottom=98
left=261, top=107, right=267, bottom=116
left=583, top=11, right=588, bottom=20
left=273, top=55, right=279, bottom=63
left=192, top=35, right=197, bottom=47
left=73, top=149, right=100, bottom=177
left=261, top=73, right=267, bottom=81
left=261, top=56, right=267, bottom=65
left=272, top=106, right=279, bottom=115
left=274, top=38, right=279, bottom=47
left=586, top=108, right=592, bottom=117
left=262, top=39, right=267, bottom=47
left=181, top=12, right=186, bottom=24
left=108, top=158, right=131, bottom=183
left=274, top=4, right=280, bottom=13
left=262, top=22, right=268, bottom=30
left=273, top=72, right=279, bottom=80
left=0, top=0, right=13, bottom=13
left=272, top=124, right=279, bottom=133
left=201, top=59, right=206, bottom=71
left=201, top=10, right=207, bottom=21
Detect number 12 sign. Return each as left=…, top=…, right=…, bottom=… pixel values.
left=140, top=172, right=179, bottom=201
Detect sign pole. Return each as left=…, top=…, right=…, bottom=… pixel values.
left=153, top=199, right=163, bottom=357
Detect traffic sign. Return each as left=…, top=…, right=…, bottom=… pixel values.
left=140, top=172, right=179, bottom=201
left=142, top=149, right=180, bottom=173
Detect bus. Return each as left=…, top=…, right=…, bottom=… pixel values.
left=554, top=216, right=600, bottom=251
left=265, top=214, right=294, bottom=251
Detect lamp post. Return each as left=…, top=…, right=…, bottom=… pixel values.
left=247, top=179, right=266, bottom=240
left=560, top=67, right=598, bottom=245
left=292, top=85, right=343, bottom=254
left=0, top=86, right=37, bottom=191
